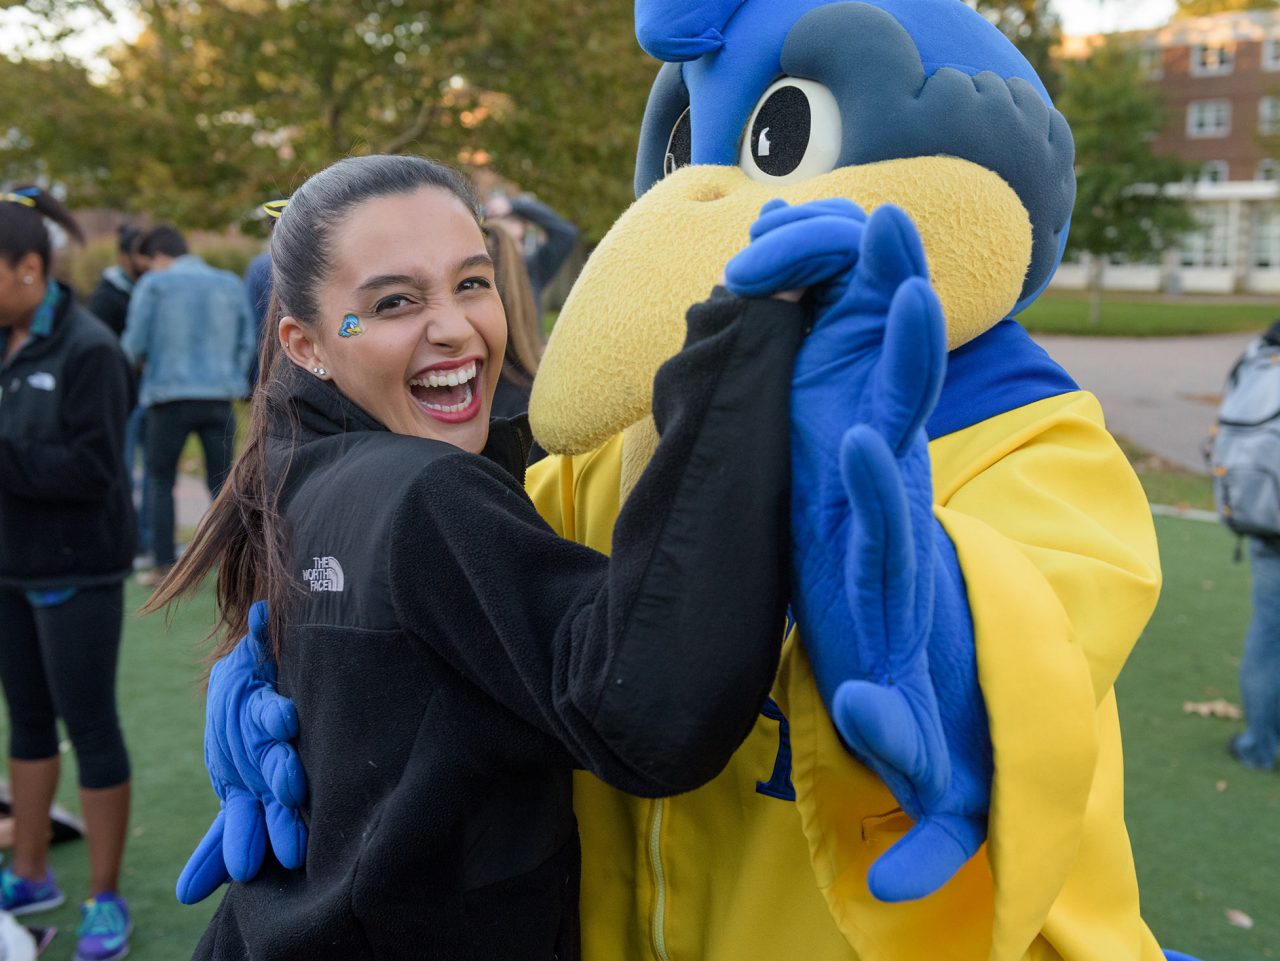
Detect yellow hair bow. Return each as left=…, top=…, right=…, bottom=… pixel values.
left=262, top=199, right=289, bottom=220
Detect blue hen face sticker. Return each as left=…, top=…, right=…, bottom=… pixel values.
left=339, top=314, right=364, bottom=338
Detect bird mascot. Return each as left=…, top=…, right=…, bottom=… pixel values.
left=184, top=2, right=1204, bottom=959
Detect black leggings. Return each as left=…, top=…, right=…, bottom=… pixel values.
left=0, top=584, right=130, bottom=789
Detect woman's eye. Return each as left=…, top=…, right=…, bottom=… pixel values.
left=738, top=78, right=842, bottom=186
left=373, top=294, right=413, bottom=313
left=458, top=277, right=493, bottom=293
left=664, top=107, right=692, bottom=177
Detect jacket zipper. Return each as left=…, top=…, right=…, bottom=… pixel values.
left=649, top=798, right=672, bottom=961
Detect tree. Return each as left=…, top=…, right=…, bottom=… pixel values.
left=0, top=0, right=658, bottom=240
left=1175, top=0, right=1279, bottom=16
left=1057, top=39, right=1194, bottom=324
left=969, top=0, right=1063, bottom=100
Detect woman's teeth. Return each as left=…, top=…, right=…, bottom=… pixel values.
left=409, top=360, right=478, bottom=389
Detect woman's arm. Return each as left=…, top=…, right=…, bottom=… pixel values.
left=390, top=291, right=807, bottom=797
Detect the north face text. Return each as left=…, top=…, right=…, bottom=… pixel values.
left=303, top=556, right=345, bottom=592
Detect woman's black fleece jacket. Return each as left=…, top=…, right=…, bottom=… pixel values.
left=196, top=290, right=807, bottom=961
left=0, top=284, right=135, bottom=589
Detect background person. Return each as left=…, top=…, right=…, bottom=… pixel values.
left=0, top=186, right=135, bottom=961
left=241, top=212, right=278, bottom=389
left=86, top=225, right=154, bottom=568
left=86, top=226, right=147, bottom=338
left=1223, top=318, right=1280, bottom=771
left=121, top=225, right=256, bottom=586
left=482, top=192, right=578, bottom=309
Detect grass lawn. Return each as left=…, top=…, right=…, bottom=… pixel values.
left=1123, top=515, right=1278, bottom=961
left=1020, top=294, right=1278, bottom=338
left=0, top=515, right=1270, bottom=959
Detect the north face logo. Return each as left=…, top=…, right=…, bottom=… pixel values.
left=303, top=556, right=345, bottom=592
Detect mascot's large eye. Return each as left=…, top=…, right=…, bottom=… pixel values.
left=664, top=107, right=692, bottom=177
left=739, top=78, right=841, bottom=185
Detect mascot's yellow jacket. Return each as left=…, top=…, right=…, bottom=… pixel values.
left=527, top=395, right=1161, bottom=961
left=518, top=2, right=1163, bottom=958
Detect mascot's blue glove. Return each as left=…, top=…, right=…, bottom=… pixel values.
left=726, top=201, right=992, bottom=902
left=176, top=601, right=307, bottom=904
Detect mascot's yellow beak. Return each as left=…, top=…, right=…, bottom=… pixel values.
left=530, top=157, right=1032, bottom=457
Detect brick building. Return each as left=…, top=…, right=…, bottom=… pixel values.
left=1056, top=12, right=1280, bottom=296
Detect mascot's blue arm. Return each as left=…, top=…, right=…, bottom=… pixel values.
left=726, top=198, right=990, bottom=902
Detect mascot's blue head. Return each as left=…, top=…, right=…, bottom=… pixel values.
left=632, top=0, right=1074, bottom=314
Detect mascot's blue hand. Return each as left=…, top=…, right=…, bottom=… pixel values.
left=177, top=601, right=308, bottom=904
left=725, top=198, right=867, bottom=303
left=731, top=203, right=993, bottom=902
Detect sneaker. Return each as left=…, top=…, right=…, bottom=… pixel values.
left=74, top=893, right=131, bottom=961
left=1227, top=733, right=1275, bottom=771
left=0, top=868, right=65, bottom=916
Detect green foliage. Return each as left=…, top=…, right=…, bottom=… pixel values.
left=1175, top=0, right=1279, bottom=16
left=1058, top=40, right=1195, bottom=264
left=0, top=0, right=657, bottom=240
left=969, top=0, right=1062, bottom=100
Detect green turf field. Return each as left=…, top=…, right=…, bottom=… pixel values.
left=0, top=515, right=1272, bottom=959
left=1121, top=515, right=1277, bottom=961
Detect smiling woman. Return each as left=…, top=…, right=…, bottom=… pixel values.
left=142, top=154, right=817, bottom=960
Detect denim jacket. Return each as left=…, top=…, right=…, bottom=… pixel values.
left=122, top=255, right=256, bottom=407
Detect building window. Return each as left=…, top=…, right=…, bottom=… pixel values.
left=1188, top=100, right=1232, bottom=138
left=1190, top=43, right=1234, bottom=77
left=1265, top=39, right=1280, bottom=72
left=1140, top=46, right=1164, bottom=80
left=1180, top=205, right=1232, bottom=268
left=1254, top=207, right=1280, bottom=269
left=1262, top=97, right=1280, bottom=136
left=1259, top=160, right=1280, bottom=181
left=1200, top=161, right=1229, bottom=183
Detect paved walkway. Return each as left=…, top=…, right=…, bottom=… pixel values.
left=175, top=474, right=212, bottom=532
left=1033, top=331, right=1258, bottom=474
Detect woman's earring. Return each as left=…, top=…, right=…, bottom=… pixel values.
left=313, top=366, right=327, bottom=378
left=21, top=276, right=33, bottom=285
